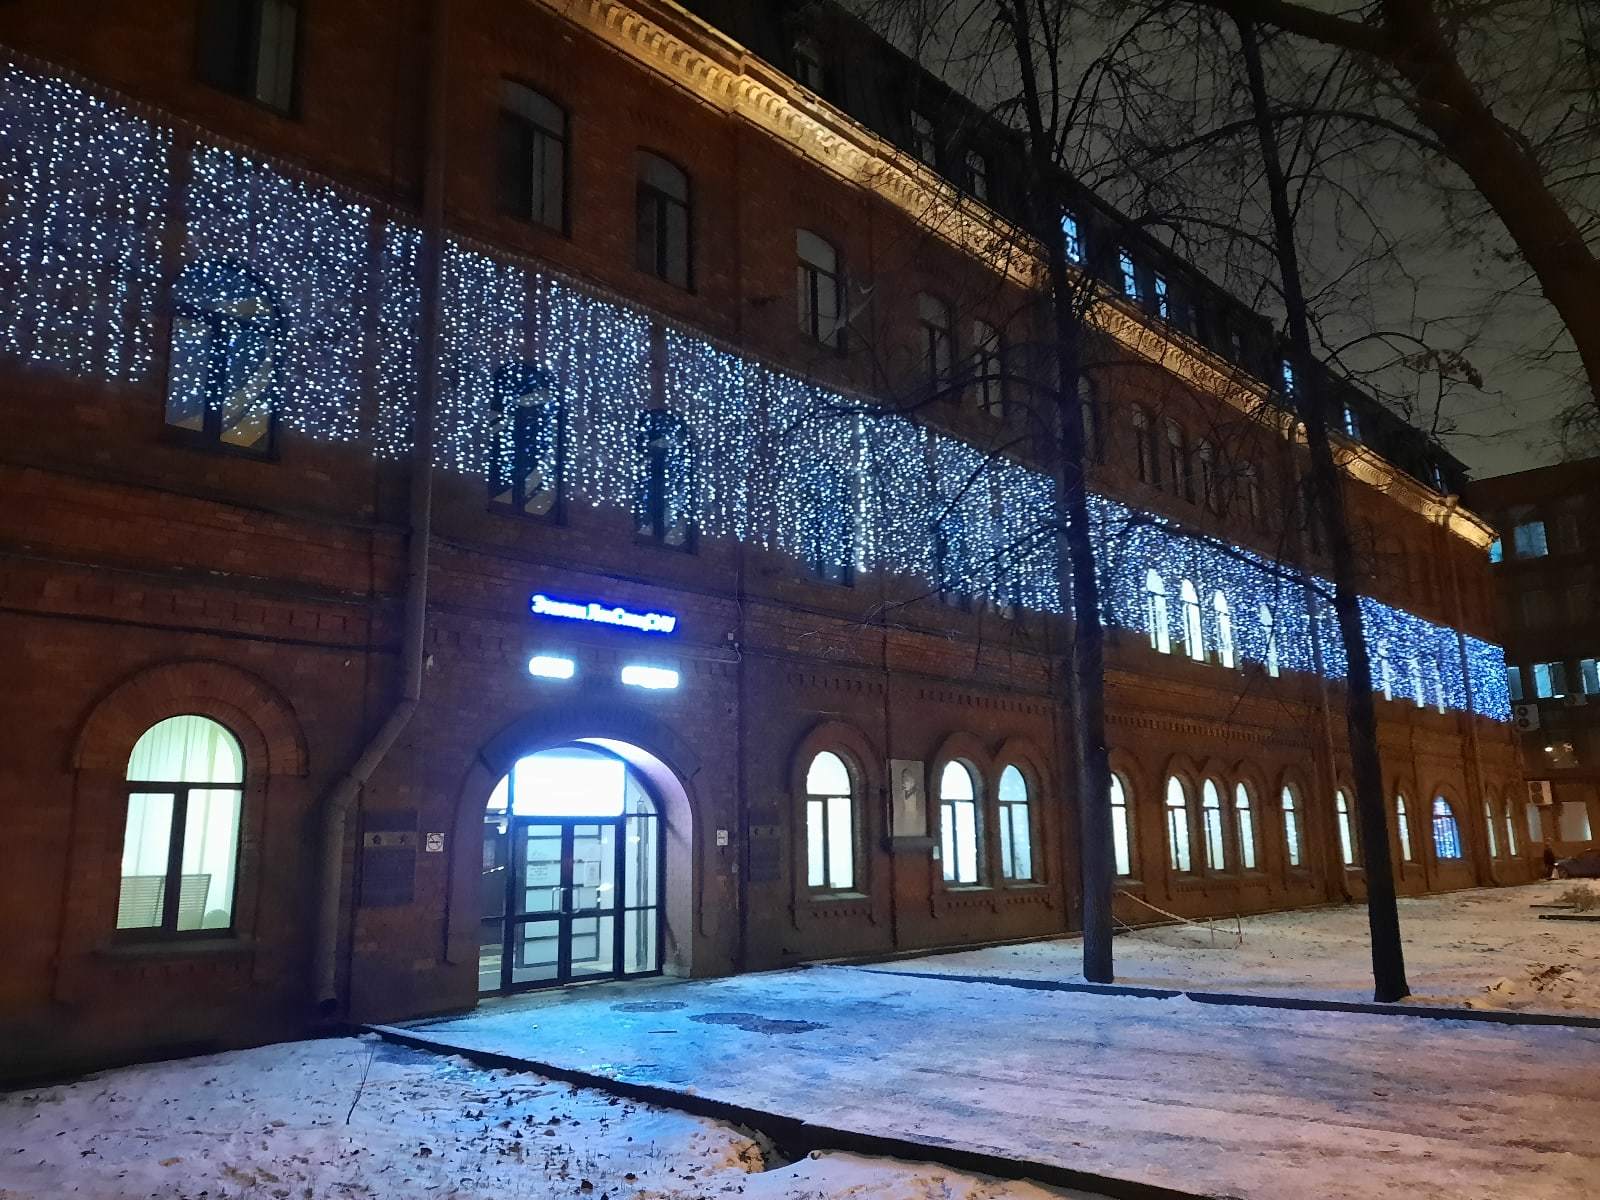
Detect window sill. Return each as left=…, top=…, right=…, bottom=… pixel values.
left=806, top=890, right=868, bottom=903
left=98, top=935, right=254, bottom=961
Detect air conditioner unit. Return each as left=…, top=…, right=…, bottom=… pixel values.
left=1513, top=703, right=1541, bottom=731
left=1528, top=780, right=1554, bottom=806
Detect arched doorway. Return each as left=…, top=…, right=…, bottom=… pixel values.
left=479, top=741, right=664, bottom=993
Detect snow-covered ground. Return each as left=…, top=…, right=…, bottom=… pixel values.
left=392, top=962, right=1600, bottom=1200
left=0, top=1037, right=1092, bottom=1200
left=885, top=882, right=1600, bottom=1014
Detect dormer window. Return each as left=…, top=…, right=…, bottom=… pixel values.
left=792, top=35, right=825, bottom=92
left=966, top=149, right=989, bottom=201
left=1061, top=212, right=1084, bottom=263
left=1153, top=273, right=1169, bottom=320
left=910, top=111, right=938, bottom=166
left=1118, top=249, right=1138, bottom=301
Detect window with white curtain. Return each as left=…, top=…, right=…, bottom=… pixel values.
left=1234, top=782, right=1257, bottom=870
left=939, top=761, right=981, bottom=885
left=1260, top=604, right=1280, bottom=677
left=997, top=766, right=1033, bottom=882
left=1180, top=579, right=1204, bottom=662
left=804, top=751, right=855, bottom=892
left=1145, top=570, right=1171, bottom=654
left=118, top=715, right=243, bottom=935
left=1165, top=776, right=1192, bottom=872
left=1201, top=779, right=1226, bottom=871
left=1213, top=591, right=1235, bottom=668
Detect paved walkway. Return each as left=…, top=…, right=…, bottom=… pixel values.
left=387, top=965, right=1600, bottom=1200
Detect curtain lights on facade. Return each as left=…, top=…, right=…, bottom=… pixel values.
left=0, top=57, right=1511, bottom=723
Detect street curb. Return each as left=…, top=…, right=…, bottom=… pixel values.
left=853, top=967, right=1600, bottom=1030
left=363, top=1023, right=1217, bottom=1200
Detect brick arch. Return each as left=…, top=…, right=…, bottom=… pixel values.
left=72, top=659, right=307, bottom=777
left=789, top=718, right=881, bottom=807
left=928, top=731, right=993, bottom=800
left=992, top=735, right=1052, bottom=799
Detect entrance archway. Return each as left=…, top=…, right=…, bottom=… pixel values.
left=480, top=740, right=666, bottom=994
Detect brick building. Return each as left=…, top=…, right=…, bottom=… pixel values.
left=0, top=0, right=1523, bottom=1077
left=1464, top=458, right=1600, bottom=862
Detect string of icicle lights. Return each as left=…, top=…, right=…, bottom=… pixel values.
left=0, top=55, right=1511, bottom=722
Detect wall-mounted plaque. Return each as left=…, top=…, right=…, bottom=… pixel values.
left=888, top=759, right=927, bottom=839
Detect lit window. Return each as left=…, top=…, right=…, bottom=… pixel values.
left=1153, top=273, right=1169, bottom=320
left=166, top=261, right=279, bottom=455
left=939, top=761, right=980, bottom=885
left=118, top=715, right=243, bottom=935
left=1560, top=800, right=1592, bottom=841
left=619, top=664, right=679, bottom=690
left=1484, top=799, right=1500, bottom=858
left=1504, top=797, right=1519, bottom=857
left=1281, top=785, right=1302, bottom=867
left=1342, top=404, right=1360, bottom=439
left=1407, top=655, right=1426, bottom=708
left=916, top=292, right=954, bottom=392
left=1579, top=658, right=1600, bottom=696
left=804, top=751, right=855, bottom=892
left=997, top=766, right=1033, bottom=881
left=910, top=111, right=938, bottom=166
left=1180, top=579, right=1204, bottom=662
left=1061, top=212, right=1083, bottom=262
left=1234, top=783, right=1257, bottom=870
left=197, top=0, right=299, bottom=114
left=490, top=363, right=563, bottom=519
left=1376, top=638, right=1395, bottom=700
left=797, top=229, right=844, bottom=349
left=1396, top=794, right=1414, bottom=862
left=1512, top=519, right=1549, bottom=558
left=527, top=655, right=575, bottom=680
left=636, top=408, right=694, bottom=549
left=934, top=511, right=973, bottom=610
left=1280, top=359, right=1295, bottom=398
left=966, top=149, right=989, bottom=201
left=636, top=152, right=691, bottom=289
left=1110, top=774, right=1135, bottom=877
left=1488, top=537, right=1503, bottom=564
left=1165, top=777, right=1192, bottom=872
left=1335, top=789, right=1357, bottom=867
left=1506, top=664, right=1523, bottom=702
left=1259, top=604, right=1280, bottom=678
left=1532, top=661, right=1567, bottom=699
left=1119, top=249, right=1139, bottom=300
left=498, top=82, right=567, bottom=233
left=971, top=319, right=1004, bottom=418
left=1213, top=591, right=1235, bottom=668
left=1201, top=779, right=1226, bottom=871
left=1145, top=570, right=1171, bottom=654
left=1431, top=796, right=1462, bottom=860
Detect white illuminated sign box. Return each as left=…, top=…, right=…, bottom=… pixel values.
left=527, top=655, right=575, bottom=680
left=530, top=593, right=677, bottom=635
left=620, top=664, right=680, bottom=691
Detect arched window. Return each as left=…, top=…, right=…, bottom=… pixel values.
left=490, top=362, right=563, bottom=518
left=498, top=81, right=567, bottom=232
left=971, top=319, right=1004, bottom=417
left=1234, top=782, right=1257, bottom=870
left=997, top=765, right=1033, bottom=881
left=118, top=715, right=243, bottom=935
left=1165, top=776, right=1193, bottom=872
left=804, top=751, right=856, bottom=892
left=1376, top=639, right=1395, bottom=700
left=1484, top=799, right=1500, bottom=858
left=1145, top=570, right=1171, bottom=654
left=917, top=292, right=954, bottom=390
left=1432, top=796, right=1463, bottom=859
left=636, top=151, right=691, bottom=288
left=1259, top=604, right=1280, bottom=677
left=939, top=761, right=981, bottom=885
left=1213, top=591, right=1235, bottom=668
left=1201, top=779, right=1226, bottom=871
left=1407, top=654, right=1426, bottom=708
left=1396, top=793, right=1415, bottom=862
left=1164, top=420, right=1189, bottom=499
left=166, top=261, right=280, bottom=454
left=1180, top=579, right=1204, bottom=662
left=1132, top=408, right=1158, bottom=484
left=1281, top=784, right=1302, bottom=867
left=1079, top=377, right=1103, bottom=463
left=796, top=229, right=844, bottom=349
left=1195, top=440, right=1217, bottom=510
left=1110, top=773, right=1135, bottom=878
left=1335, top=789, right=1358, bottom=867
left=1240, top=463, right=1262, bottom=527
left=636, top=408, right=694, bottom=548
left=1504, top=795, right=1520, bottom=857
left=1525, top=799, right=1543, bottom=844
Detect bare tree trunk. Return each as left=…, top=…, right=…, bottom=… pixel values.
left=1237, top=16, right=1410, bottom=1001
left=1003, top=0, right=1115, bottom=983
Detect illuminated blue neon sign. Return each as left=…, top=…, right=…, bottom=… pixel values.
left=529, top=593, right=678, bottom=635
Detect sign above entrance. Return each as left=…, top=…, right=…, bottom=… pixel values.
left=529, top=592, right=678, bottom=635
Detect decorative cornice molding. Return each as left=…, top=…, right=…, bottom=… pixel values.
left=532, top=0, right=1493, bottom=548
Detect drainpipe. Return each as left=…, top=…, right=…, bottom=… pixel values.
left=1440, top=496, right=1492, bottom=883
left=312, top=0, right=450, bottom=1016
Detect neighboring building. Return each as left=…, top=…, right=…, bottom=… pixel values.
left=1464, top=458, right=1600, bottom=860
left=0, top=0, right=1521, bottom=1077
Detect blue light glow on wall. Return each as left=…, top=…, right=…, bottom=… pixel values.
left=0, top=55, right=1510, bottom=723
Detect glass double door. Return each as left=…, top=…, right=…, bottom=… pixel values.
left=498, top=819, right=620, bottom=990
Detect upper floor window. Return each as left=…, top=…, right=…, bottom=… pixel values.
left=497, top=82, right=567, bottom=233
left=1145, top=570, right=1171, bottom=654
left=1228, top=326, right=1246, bottom=364
left=934, top=511, right=972, bottom=609
left=1213, top=591, right=1235, bottom=668
left=1079, top=377, right=1103, bottom=463
left=792, top=35, right=825, bottom=91
left=1164, top=420, right=1189, bottom=500
left=1061, top=211, right=1084, bottom=262
left=939, top=761, right=981, bottom=885
left=1110, top=774, right=1135, bottom=877
left=1431, top=796, right=1463, bottom=860
left=997, top=766, right=1033, bottom=882
left=119, top=715, right=243, bottom=936
left=489, top=363, right=563, bottom=519
left=797, top=229, right=844, bottom=350
left=636, top=408, right=694, bottom=549
left=1506, top=664, right=1523, bottom=702
left=1376, top=638, right=1395, bottom=700
left=1239, top=463, right=1263, bottom=528
left=635, top=152, right=691, bottom=289
left=1532, top=660, right=1567, bottom=699
left=1488, top=536, right=1503, bottom=563
left=1280, top=358, right=1296, bottom=398
left=910, top=111, right=938, bottom=166
left=1512, top=517, right=1549, bottom=558
left=806, top=463, right=857, bottom=586
left=966, top=149, right=990, bottom=201
left=1194, top=440, right=1216, bottom=511
left=1259, top=604, right=1280, bottom=677
left=166, top=261, right=279, bottom=455
left=804, top=751, right=855, bottom=892
left=1179, top=579, right=1204, bottom=662
left=1342, top=403, right=1360, bottom=439
left=1153, top=273, right=1170, bottom=320
left=917, top=293, right=954, bottom=392
left=197, top=0, right=299, bottom=115
left=1581, top=657, right=1600, bottom=696
left=971, top=320, right=1004, bottom=418
left=1132, top=408, right=1159, bottom=484
left=1118, top=249, right=1139, bottom=300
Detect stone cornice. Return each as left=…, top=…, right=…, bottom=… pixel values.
left=534, top=0, right=1494, bottom=549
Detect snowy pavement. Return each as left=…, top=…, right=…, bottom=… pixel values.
left=882, top=882, right=1600, bottom=1014
left=0, top=1037, right=1095, bottom=1200
left=392, top=963, right=1600, bottom=1200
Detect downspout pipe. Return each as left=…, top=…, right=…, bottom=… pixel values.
left=312, top=0, right=451, bottom=1016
